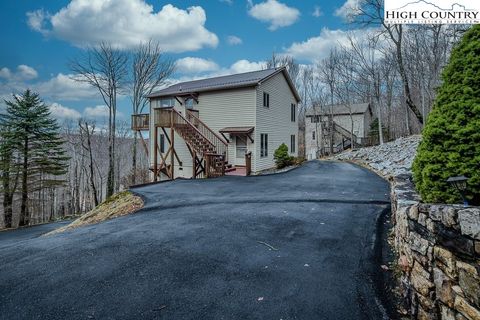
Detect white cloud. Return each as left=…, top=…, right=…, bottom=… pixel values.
left=227, top=35, right=243, bottom=45
left=0, top=65, right=38, bottom=81
left=0, top=68, right=12, bottom=80
left=335, top=0, right=362, bottom=21
left=84, top=105, right=109, bottom=119
left=83, top=105, right=124, bottom=120
left=26, top=9, right=49, bottom=35
left=248, top=0, right=300, bottom=31
left=229, top=60, right=265, bottom=73
left=312, top=5, right=323, bottom=17
left=27, top=0, right=218, bottom=52
left=284, top=28, right=356, bottom=62
left=0, top=68, right=101, bottom=103
left=219, top=0, right=233, bottom=4
left=49, top=102, right=82, bottom=120
left=170, top=59, right=266, bottom=84
left=33, top=73, right=98, bottom=101
left=176, top=57, right=220, bottom=74
left=17, top=65, right=38, bottom=80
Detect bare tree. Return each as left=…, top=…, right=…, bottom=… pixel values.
left=70, top=42, right=128, bottom=198
left=318, top=49, right=341, bottom=154
left=266, top=52, right=301, bottom=88
left=346, top=33, right=384, bottom=144
left=353, top=0, right=424, bottom=125
left=78, top=120, right=99, bottom=207
left=130, top=40, right=175, bottom=184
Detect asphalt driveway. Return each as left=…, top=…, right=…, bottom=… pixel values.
left=0, top=161, right=394, bottom=320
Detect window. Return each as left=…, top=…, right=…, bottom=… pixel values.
left=261, top=134, right=268, bottom=157
left=160, top=134, right=165, bottom=153
left=312, top=131, right=316, bottom=140
left=263, top=92, right=270, bottom=108
left=185, top=98, right=195, bottom=109
left=290, top=135, right=296, bottom=153
left=159, top=98, right=174, bottom=108
left=291, top=104, right=296, bottom=122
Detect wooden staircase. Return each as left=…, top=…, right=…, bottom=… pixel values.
left=171, top=109, right=228, bottom=178
left=321, top=117, right=362, bottom=155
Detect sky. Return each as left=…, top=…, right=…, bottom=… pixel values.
left=0, top=0, right=361, bottom=123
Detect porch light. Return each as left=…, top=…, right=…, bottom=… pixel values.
left=446, top=175, right=469, bottom=207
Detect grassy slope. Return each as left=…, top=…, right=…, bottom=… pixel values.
left=46, top=191, right=144, bottom=236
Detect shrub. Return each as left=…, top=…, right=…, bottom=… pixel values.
left=412, top=25, right=480, bottom=205
left=293, top=156, right=306, bottom=165
left=274, top=143, right=294, bottom=169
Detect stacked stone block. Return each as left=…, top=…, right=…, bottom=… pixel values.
left=392, top=175, right=480, bottom=320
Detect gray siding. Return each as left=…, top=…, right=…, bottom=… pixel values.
left=255, top=72, right=298, bottom=172
left=304, top=110, right=372, bottom=160
left=148, top=72, right=299, bottom=177
left=194, top=87, right=256, bottom=166
left=149, top=87, right=256, bottom=179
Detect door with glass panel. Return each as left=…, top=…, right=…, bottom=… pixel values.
left=235, top=136, right=247, bottom=166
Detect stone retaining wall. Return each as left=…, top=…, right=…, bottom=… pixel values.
left=392, top=175, right=480, bottom=320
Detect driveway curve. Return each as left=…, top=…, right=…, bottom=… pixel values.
left=0, top=161, right=394, bottom=320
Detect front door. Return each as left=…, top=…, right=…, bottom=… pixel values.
left=235, top=136, right=247, bottom=166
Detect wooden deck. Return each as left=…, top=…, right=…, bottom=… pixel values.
left=225, top=167, right=247, bottom=176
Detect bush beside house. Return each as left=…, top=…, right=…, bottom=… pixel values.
left=274, top=143, right=294, bottom=169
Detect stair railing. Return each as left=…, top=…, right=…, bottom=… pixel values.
left=169, top=109, right=213, bottom=154
left=186, top=110, right=228, bottom=162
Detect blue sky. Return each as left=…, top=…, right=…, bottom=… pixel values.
left=0, top=0, right=357, bottom=122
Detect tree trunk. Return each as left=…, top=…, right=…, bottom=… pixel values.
left=86, top=126, right=99, bottom=207
left=2, top=154, right=13, bottom=228
left=393, top=26, right=424, bottom=125
left=375, top=77, right=384, bottom=145
left=3, top=191, right=13, bottom=228
left=106, top=100, right=115, bottom=198
left=132, top=131, right=138, bottom=185
left=19, top=135, right=28, bottom=226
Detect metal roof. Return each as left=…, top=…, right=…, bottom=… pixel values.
left=219, top=126, right=255, bottom=134
left=306, top=103, right=371, bottom=116
left=148, top=67, right=301, bottom=102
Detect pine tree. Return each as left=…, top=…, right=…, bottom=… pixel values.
left=0, top=90, right=69, bottom=226
left=0, top=124, right=18, bottom=228
left=413, top=25, right=480, bottom=205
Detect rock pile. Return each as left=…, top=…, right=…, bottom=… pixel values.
left=334, top=135, right=422, bottom=178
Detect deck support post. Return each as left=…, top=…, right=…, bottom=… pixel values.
left=192, top=150, right=197, bottom=179
left=170, top=111, right=175, bottom=179
left=153, top=126, right=158, bottom=182
left=205, top=156, right=210, bottom=178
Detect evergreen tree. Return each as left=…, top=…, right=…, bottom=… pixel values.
left=0, top=90, right=69, bottom=226
left=0, top=124, right=18, bottom=228
left=368, top=118, right=388, bottom=143
left=413, top=25, right=480, bottom=205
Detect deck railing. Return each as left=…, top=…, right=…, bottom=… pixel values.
left=154, top=108, right=174, bottom=127
left=131, top=114, right=150, bottom=130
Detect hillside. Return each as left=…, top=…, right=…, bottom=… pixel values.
left=46, top=191, right=143, bottom=235
left=333, top=135, right=422, bottom=178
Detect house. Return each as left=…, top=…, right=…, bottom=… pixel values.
left=305, top=103, right=373, bottom=159
left=131, top=67, right=301, bottom=180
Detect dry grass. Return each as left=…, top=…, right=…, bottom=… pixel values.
left=46, top=191, right=144, bottom=236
